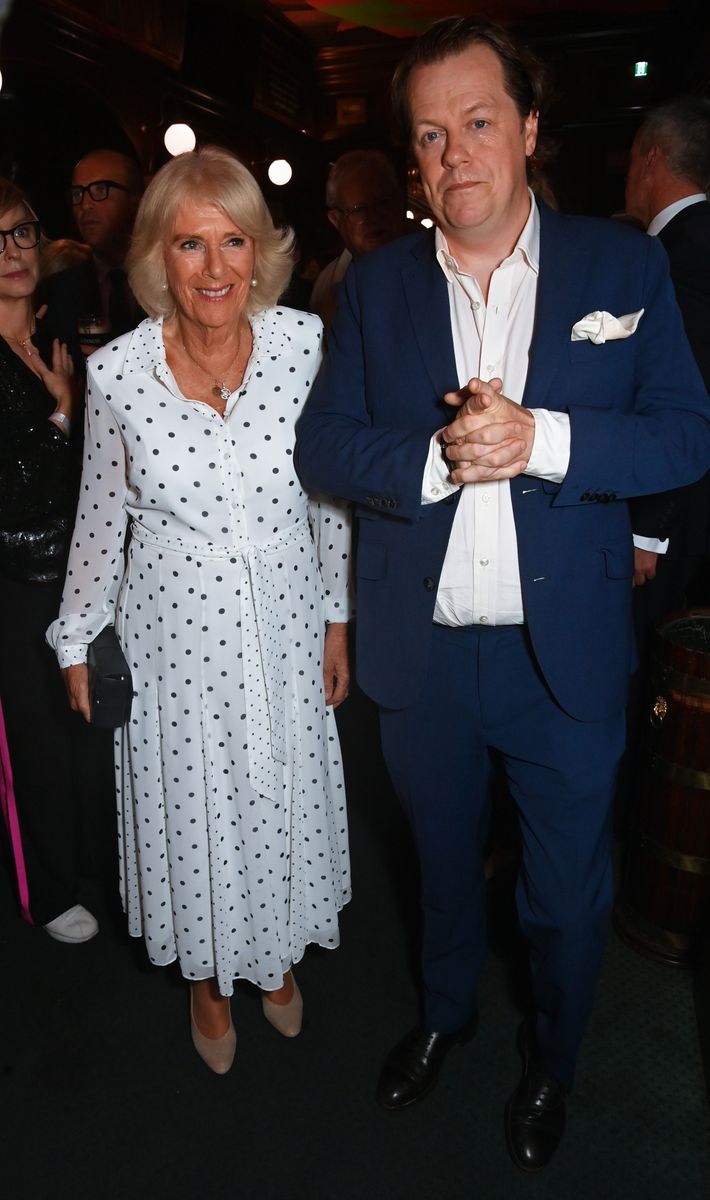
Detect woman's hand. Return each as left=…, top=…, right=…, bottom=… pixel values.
left=62, top=663, right=91, bottom=722
left=323, top=622, right=350, bottom=708
left=34, top=338, right=76, bottom=430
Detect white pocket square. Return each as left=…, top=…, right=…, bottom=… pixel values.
left=570, top=308, right=644, bottom=344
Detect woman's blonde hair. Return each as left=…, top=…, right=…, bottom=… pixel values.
left=127, top=146, right=295, bottom=319
left=0, top=177, right=38, bottom=224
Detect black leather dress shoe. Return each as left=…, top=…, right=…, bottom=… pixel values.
left=376, top=1025, right=472, bottom=1111
left=505, top=1020, right=566, bottom=1172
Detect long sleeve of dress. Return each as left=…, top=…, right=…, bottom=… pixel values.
left=47, top=365, right=129, bottom=666
left=308, top=490, right=353, bottom=623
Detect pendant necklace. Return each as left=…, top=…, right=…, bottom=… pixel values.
left=3, top=326, right=36, bottom=357
left=181, top=322, right=246, bottom=402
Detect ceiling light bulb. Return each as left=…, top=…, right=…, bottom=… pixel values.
left=164, top=123, right=196, bottom=156
left=268, top=159, right=292, bottom=186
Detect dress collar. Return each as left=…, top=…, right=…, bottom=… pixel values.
left=120, top=309, right=295, bottom=378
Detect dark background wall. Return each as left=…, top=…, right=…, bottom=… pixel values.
left=0, top=0, right=708, bottom=265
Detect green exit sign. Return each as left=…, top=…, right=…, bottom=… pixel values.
left=634, top=61, right=649, bottom=77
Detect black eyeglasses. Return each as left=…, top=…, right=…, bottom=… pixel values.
left=0, top=220, right=41, bottom=254
left=69, top=179, right=132, bottom=206
left=330, top=197, right=398, bottom=223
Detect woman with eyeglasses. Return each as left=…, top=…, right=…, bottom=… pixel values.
left=0, top=177, right=101, bottom=944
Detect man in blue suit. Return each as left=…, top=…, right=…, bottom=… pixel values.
left=295, top=17, right=710, bottom=1171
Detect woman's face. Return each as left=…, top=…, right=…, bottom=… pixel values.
left=164, top=197, right=256, bottom=331
left=0, top=205, right=40, bottom=301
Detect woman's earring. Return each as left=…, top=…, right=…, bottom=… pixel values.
left=250, top=277, right=257, bottom=288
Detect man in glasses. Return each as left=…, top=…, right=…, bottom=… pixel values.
left=40, top=148, right=144, bottom=351
left=310, top=149, right=405, bottom=328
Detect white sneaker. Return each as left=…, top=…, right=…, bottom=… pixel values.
left=43, top=904, right=99, bottom=944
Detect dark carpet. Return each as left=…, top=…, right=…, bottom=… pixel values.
left=2, top=685, right=709, bottom=1199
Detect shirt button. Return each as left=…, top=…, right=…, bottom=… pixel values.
left=486, top=364, right=495, bottom=375
left=479, top=558, right=489, bottom=566
left=480, top=615, right=489, bottom=624
left=473, top=301, right=480, bottom=310
left=431, top=485, right=440, bottom=496
left=481, top=493, right=490, bottom=504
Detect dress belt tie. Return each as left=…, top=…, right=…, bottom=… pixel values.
left=132, top=518, right=311, bottom=804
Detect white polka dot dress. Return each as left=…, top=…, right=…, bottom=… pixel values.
left=48, top=309, right=352, bottom=995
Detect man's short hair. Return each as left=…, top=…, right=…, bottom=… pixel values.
left=391, top=15, right=548, bottom=146
left=73, top=148, right=144, bottom=196
left=637, top=96, right=710, bottom=191
left=325, top=149, right=400, bottom=211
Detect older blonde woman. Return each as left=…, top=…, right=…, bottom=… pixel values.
left=48, top=146, right=352, bottom=1073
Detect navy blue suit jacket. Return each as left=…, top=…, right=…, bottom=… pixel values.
left=296, top=202, right=710, bottom=720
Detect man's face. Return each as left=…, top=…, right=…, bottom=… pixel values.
left=409, top=43, right=537, bottom=247
left=71, top=151, right=141, bottom=258
left=624, top=132, right=651, bottom=227
left=328, top=165, right=402, bottom=258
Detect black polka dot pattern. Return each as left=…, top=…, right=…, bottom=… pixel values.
left=47, top=309, right=353, bottom=995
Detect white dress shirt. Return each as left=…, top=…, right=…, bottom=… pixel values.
left=421, top=196, right=571, bottom=626
left=630, top=196, right=707, bottom=554
left=646, top=194, right=707, bottom=237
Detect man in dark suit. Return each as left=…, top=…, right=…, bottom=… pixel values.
left=296, top=18, right=710, bottom=1171
left=41, top=148, right=144, bottom=352
left=625, top=97, right=710, bottom=621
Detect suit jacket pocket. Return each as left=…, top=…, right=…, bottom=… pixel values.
left=568, top=338, right=633, bottom=365
left=602, top=542, right=633, bottom=579
left=356, top=540, right=387, bottom=580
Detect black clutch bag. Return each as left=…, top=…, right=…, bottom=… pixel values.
left=87, top=625, right=133, bottom=728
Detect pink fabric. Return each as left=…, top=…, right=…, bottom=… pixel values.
left=0, top=697, right=33, bottom=923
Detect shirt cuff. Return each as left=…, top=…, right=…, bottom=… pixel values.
left=633, top=534, right=670, bottom=555
left=421, top=431, right=461, bottom=504
left=55, top=644, right=88, bottom=668
left=526, top=410, right=570, bottom=482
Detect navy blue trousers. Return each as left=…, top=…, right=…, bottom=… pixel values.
left=378, top=623, right=624, bottom=1089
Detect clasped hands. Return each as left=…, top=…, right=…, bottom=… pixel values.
left=440, top=377, right=535, bottom=484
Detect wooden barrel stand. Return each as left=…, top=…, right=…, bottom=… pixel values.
left=615, top=609, right=710, bottom=965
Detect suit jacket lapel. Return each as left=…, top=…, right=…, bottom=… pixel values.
left=400, top=232, right=458, bottom=405
left=523, top=202, right=593, bottom=411
left=399, top=209, right=593, bottom=416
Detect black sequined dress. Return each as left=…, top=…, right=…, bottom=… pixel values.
left=0, top=331, right=114, bottom=926
left=0, top=332, right=75, bottom=583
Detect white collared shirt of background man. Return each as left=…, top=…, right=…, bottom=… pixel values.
left=646, top=193, right=707, bottom=237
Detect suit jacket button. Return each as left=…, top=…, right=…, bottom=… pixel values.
left=423, top=577, right=435, bottom=591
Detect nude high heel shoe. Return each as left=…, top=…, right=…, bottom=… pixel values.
left=261, top=974, right=303, bottom=1038
left=189, top=986, right=236, bottom=1074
